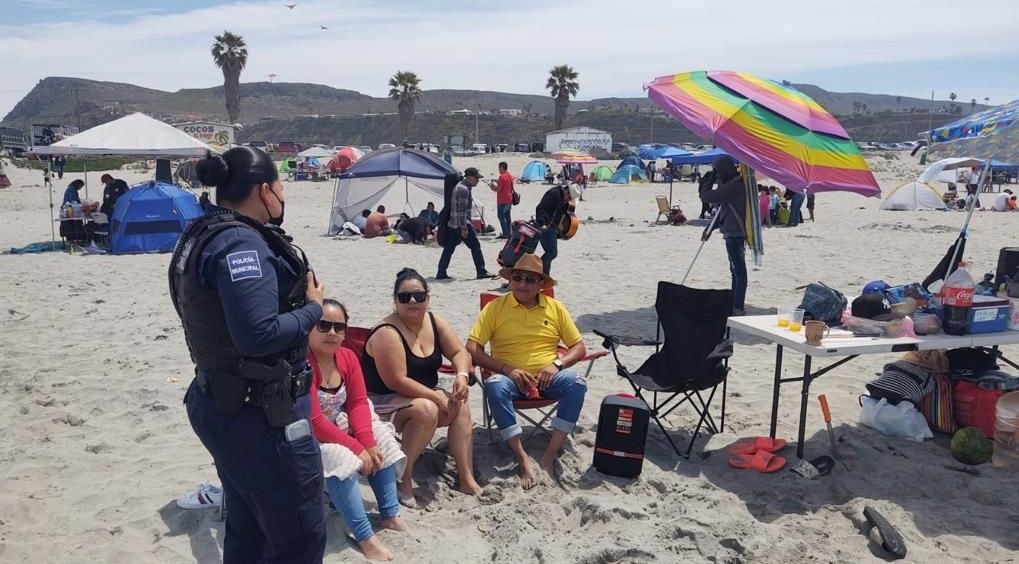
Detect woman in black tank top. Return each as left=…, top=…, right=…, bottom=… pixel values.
left=362, top=268, right=482, bottom=506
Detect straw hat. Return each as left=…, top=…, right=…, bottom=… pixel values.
left=498, top=253, right=556, bottom=289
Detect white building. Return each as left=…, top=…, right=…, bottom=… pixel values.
left=544, top=127, right=612, bottom=153
left=174, top=121, right=236, bottom=146
left=497, top=109, right=523, bottom=118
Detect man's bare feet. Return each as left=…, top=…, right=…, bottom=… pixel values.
left=517, top=456, right=539, bottom=490
left=539, top=453, right=561, bottom=482
left=458, top=477, right=483, bottom=496
left=397, top=482, right=417, bottom=509
left=381, top=515, right=409, bottom=533
left=358, top=535, right=393, bottom=561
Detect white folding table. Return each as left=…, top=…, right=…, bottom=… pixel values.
left=726, top=315, right=1019, bottom=458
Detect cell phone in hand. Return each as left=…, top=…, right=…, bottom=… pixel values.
left=284, top=419, right=311, bottom=442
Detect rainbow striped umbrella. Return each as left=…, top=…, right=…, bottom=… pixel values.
left=645, top=71, right=880, bottom=197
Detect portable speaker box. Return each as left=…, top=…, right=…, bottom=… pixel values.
left=593, top=394, right=650, bottom=478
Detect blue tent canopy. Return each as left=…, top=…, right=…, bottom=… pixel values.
left=658, top=146, right=691, bottom=159
left=618, top=156, right=646, bottom=170
left=338, top=147, right=455, bottom=179
left=670, top=147, right=730, bottom=165
left=520, top=160, right=549, bottom=182
left=610, top=164, right=648, bottom=184
left=110, top=181, right=203, bottom=254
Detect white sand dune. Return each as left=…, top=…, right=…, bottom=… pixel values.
left=1, top=152, right=1017, bottom=563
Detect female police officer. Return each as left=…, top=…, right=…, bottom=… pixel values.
left=170, top=147, right=326, bottom=563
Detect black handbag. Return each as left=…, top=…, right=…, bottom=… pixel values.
left=797, top=282, right=848, bottom=326
left=511, top=191, right=521, bottom=206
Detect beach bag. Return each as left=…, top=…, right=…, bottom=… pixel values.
left=512, top=191, right=521, bottom=206
left=866, top=361, right=934, bottom=406
left=797, top=282, right=848, bottom=326
left=946, top=347, right=999, bottom=378
left=668, top=206, right=686, bottom=225
left=497, top=221, right=540, bottom=268
left=593, top=394, right=650, bottom=478
left=921, top=372, right=957, bottom=434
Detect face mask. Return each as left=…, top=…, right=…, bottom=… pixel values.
left=262, top=184, right=285, bottom=226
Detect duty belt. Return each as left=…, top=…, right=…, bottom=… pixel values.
left=195, top=364, right=311, bottom=404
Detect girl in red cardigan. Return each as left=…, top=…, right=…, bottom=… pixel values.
left=309, top=299, right=407, bottom=561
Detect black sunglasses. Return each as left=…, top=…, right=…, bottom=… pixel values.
left=396, top=291, right=429, bottom=304
left=316, top=320, right=348, bottom=333
left=511, top=274, right=543, bottom=285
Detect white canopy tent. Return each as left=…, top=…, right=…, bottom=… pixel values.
left=31, top=112, right=211, bottom=249
left=298, top=147, right=334, bottom=159
left=917, top=157, right=985, bottom=184
left=880, top=181, right=947, bottom=211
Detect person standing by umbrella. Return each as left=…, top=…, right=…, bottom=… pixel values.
left=699, top=155, right=748, bottom=315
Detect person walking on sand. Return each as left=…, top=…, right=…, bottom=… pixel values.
left=435, top=167, right=493, bottom=280
left=699, top=155, right=748, bottom=315
left=495, top=161, right=514, bottom=239
left=466, top=254, right=587, bottom=489
left=806, top=189, right=815, bottom=222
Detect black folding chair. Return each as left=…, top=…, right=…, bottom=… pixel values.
left=594, top=281, right=733, bottom=458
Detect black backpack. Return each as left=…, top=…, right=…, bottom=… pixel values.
left=797, top=282, right=848, bottom=326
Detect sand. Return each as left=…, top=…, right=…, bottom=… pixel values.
left=1, top=151, right=1018, bottom=564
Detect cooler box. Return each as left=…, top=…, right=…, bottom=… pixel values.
left=593, top=394, right=650, bottom=478
left=953, top=372, right=1019, bottom=437
left=968, top=295, right=1010, bottom=333
left=994, top=247, right=1019, bottom=288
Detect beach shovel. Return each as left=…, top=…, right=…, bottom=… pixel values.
left=819, top=395, right=849, bottom=471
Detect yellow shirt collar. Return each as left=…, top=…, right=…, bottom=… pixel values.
left=506, top=291, right=546, bottom=310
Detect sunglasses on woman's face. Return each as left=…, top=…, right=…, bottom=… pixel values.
left=316, top=320, right=347, bottom=333
left=511, top=274, right=543, bottom=285
left=396, top=291, right=429, bottom=304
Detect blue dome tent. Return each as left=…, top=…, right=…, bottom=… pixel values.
left=110, top=181, right=203, bottom=254
left=618, top=156, right=646, bottom=170
left=610, top=164, right=648, bottom=184
left=520, top=160, right=550, bottom=182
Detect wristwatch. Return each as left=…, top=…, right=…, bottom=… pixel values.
left=552, top=360, right=564, bottom=372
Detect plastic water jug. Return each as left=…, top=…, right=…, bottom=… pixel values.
left=992, top=392, right=1019, bottom=469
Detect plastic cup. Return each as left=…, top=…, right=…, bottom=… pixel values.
left=777, top=306, right=792, bottom=327
left=789, top=309, right=805, bottom=332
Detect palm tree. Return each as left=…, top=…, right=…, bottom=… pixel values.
left=388, top=71, right=422, bottom=141
left=546, top=65, right=580, bottom=130
left=895, top=96, right=902, bottom=112
left=211, top=31, right=248, bottom=123
left=971, top=98, right=977, bottom=113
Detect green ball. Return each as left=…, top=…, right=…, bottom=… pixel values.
left=950, top=427, right=993, bottom=465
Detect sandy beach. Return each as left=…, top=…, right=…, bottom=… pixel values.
left=1, top=152, right=1018, bottom=564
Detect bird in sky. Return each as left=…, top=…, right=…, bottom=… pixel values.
left=284, top=3, right=297, bottom=9
left=319, top=24, right=328, bottom=30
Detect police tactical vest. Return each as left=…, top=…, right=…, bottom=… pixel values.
left=169, top=210, right=309, bottom=369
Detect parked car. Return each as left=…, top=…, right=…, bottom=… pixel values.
left=276, top=141, right=303, bottom=155
left=378, top=143, right=396, bottom=151
left=450, top=145, right=464, bottom=155
left=514, top=143, right=532, bottom=152
left=469, top=143, right=488, bottom=154
left=358, top=145, right=373, bottom=153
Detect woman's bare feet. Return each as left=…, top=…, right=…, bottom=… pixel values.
left=358, top=535, right=393, bottom=561
left=539, top=453, right=561, bottom=482
left=381, top=515, right=409, bottom=533
left=397, top=481, right=417, bottom=508
left=458, top=476, right=484, bottom=495
left=517, top=456, right=539, bottom=490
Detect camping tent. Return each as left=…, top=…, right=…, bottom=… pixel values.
left=617, top=156, right=646, bottom=170
left=109, top=181, right=203, bottom=254
left=328, top=148, right=456, bottom=234
left=670, top=147, right=730, bottom=165
left=918, top=157, right=985, bottom=183
left=520, top=160, right=550, bottom=182
left=880, top=181, right=946, bottom=211
left=591, top=165, right=614, bottom=182
left=610, top=164, right=648, bottom=184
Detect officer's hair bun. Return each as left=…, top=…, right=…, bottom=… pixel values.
left=196, top=152, right=230, bottom=187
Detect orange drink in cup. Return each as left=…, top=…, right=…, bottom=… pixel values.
left=777, top=306, right=791, bottom=327
left=789, top=309, right=805, bottom=332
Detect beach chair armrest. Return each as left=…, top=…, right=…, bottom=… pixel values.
left=593, top=329, right=659, bottom=348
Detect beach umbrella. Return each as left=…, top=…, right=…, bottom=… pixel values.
left=917, top=157, right=985, bottom=183
left=645, top=71, right=880, bottom=197
left=927, top=98, right=1019, bottom=162
left=739, top=163, right=764, bottom=267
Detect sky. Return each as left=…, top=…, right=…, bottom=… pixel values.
left=4, top=0, right=1019, bottom=119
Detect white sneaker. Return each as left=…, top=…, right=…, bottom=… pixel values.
left=176, top=482, right=223, bottom=510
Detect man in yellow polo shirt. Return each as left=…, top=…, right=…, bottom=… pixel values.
left=466, top=254, right=587, bottom=489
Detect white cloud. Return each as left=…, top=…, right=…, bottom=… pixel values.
left=3, top=0, right=1018, bottom=117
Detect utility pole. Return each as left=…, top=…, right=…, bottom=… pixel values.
left=475, top=104, right=480, bottom=144
left=74, top=89, right=81, bottom=130
left=649, top=110, right=654, bottom=143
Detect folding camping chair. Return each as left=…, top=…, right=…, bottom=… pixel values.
left=654, top=195, right=671, bottom=224
left=476, top=290, right=608, bottom=442
left=594, top=281, right=733, bottom=458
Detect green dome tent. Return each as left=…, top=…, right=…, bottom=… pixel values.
left=591, top=165, right=614, bottom=181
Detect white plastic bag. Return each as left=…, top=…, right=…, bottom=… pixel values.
left=859, top=396, right=933, bottom=442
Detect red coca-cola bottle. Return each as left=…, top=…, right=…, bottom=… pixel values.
left=942, top=262, right=975, bottom=335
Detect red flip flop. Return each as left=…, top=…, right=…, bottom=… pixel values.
left=727, top=436, right=787, bottom=456
left=729, top=451, right=786, bottom=473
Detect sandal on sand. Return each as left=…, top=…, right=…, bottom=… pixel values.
left=729, top=451, right=786, bottom=473
left=176, top=483, right=223, bottom=510
left=790, top=456, right=835, bottom=480
left=727, top=436, right=787, bottom=456
left=863, top=506, right=907, bottom=559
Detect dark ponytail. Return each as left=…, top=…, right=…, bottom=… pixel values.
left=196, top=147, right=278, bottom=204
left=393, top=267, right=428, bottom=296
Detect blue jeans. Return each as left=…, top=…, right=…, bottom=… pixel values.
left=436, top=225, right=487, bottom=277
left=185, top=380, right=325, bottom=564
left=325, top=465, right=400, bottom=542
left=497, top=204, right=512, bottom=237
left=538, top=227, right=558, bottom=275
left=788, top=190, right=805, bottom=226
left=484, top=369, right=586, bottom=440
left=725, top=236, right=747, bottom=310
